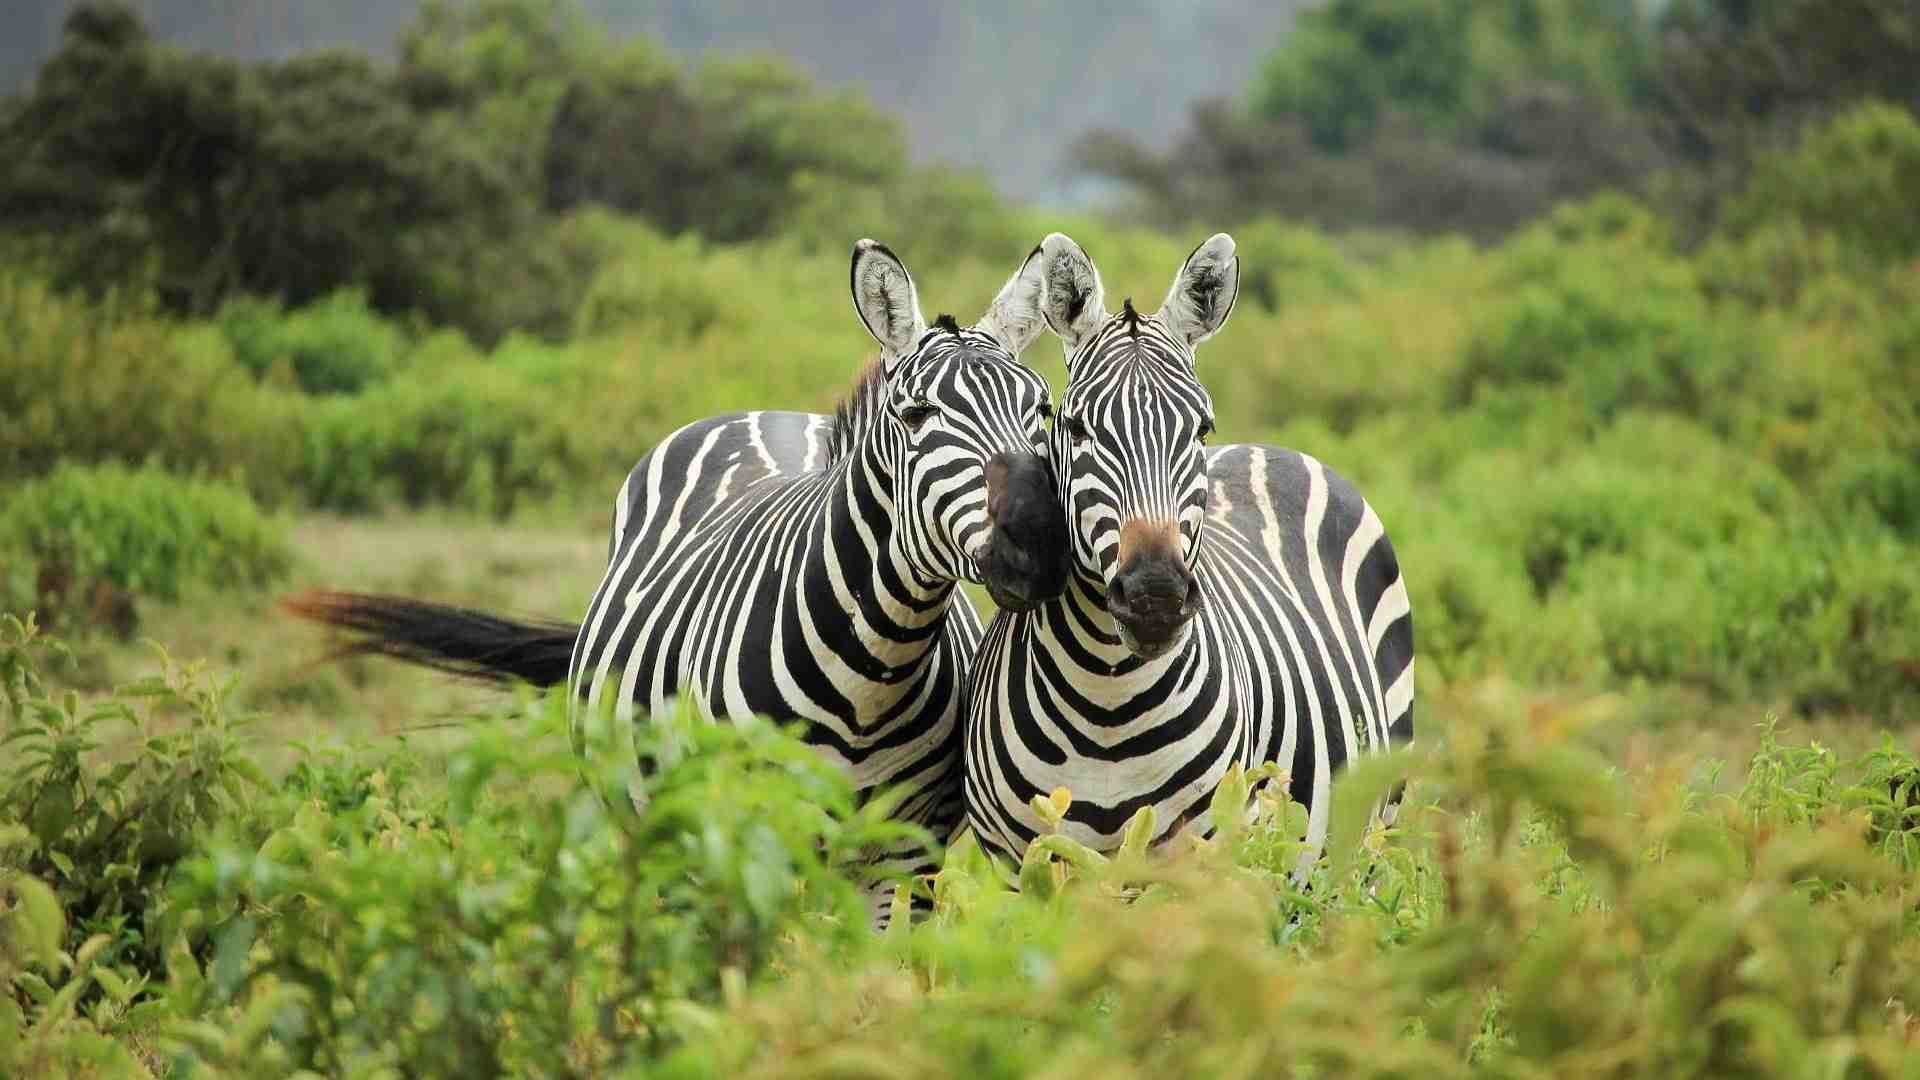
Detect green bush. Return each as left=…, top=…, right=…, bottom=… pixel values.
left=161, top=697, right=917, bottom=1076
left=0, top=464, right=291, bottom=632
left=4, top=611, right=1917, bottom=1077
left=0, top=274, right=306, bottom=501
left=694, top=708, right=1919, bottom=1078
left=1, top=615, right=263, bottom=1077
left=217, top=289, right=406, bottom=395
left=1455, top=227, right=1761, bottom=423
left=573, top=222, right=752, bottom=339
left=1721, top=100, right=1920, bottom=269
left=298, top=359, right=601, bottom=515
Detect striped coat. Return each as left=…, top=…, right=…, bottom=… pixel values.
left=964, top=233, right=1414, bottom=868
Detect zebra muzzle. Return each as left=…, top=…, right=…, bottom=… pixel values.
left=1107, top=556, right=1201, bottom=658
left=980, top=451, right=1071, bottom=612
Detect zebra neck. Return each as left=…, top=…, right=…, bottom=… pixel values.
left=800, top=444, right=956, bottom=694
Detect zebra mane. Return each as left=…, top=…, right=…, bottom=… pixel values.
left=827, top=314, right=965, bottom=465
left=828, top=360, right=890, bottom=465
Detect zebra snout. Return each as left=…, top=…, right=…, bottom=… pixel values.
left=1107, top=557, right=1201, bottom=654
left=979, top=450, right=1070, bottom=612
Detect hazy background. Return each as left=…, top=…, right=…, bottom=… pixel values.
left=0, top=0, right=1309, bottom=203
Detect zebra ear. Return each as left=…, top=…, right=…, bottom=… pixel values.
left=1158, top=233, right=1239, bottom=348
left=974, top=244, right=1049, bottom=357
left=1034, top=232, right=1106, bottom=361
left=850, top=239, right=928, bottom=364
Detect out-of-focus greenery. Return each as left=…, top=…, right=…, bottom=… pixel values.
left=6, top=101, right=1916, bottom=714
left=3, top=621, right=1917, bottom=1077
left=1081, top=0, right=1919, bottom=238
left=0, top=464, right=291, bottom=636
left=5, top=6, right=1916, bottom=1074
left=0, top=1, right=1017, bottom=344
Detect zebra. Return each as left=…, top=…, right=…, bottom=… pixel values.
left=962, top=232, right=1415, bottom=874
left=288, top=238, right=1071, bottom=911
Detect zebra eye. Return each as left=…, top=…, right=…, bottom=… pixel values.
left=1062, top=415, right=1091, bottom=444
left=898, top=401, right=939, bottom=430
left=1197, top=417, right=1215, bottom=444
left=1037, top=401, right=1055, bottom=421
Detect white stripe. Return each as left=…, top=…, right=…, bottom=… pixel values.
left=1369, top=578, right=1411, bottom=657
left=1383, top=661, right=1414, bottom=729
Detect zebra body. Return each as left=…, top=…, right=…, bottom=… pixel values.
left=570, top=404, right=984, bottom=834
left=286, top=240, right=1069, bottom=908
left=567, top=241, right=1063, bottom=873
left=964, top=234, right=1414, bottom=867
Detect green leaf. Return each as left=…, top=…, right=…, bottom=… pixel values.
left=1327, top=746, right=1424, bottom=888
left=93, top=964, right=134, bottom=1004
left=1118, top=805, right=1157, bottom=861
left=1018, top=842, right=1059, bottom=900
left=5, top=872, right=65, bottom=968
left=211, top=917, right=257, bottom=997
left=14, top=971, right=54, bottom=1005
left=1211, top=762, right=1252, bottom=844
left=74, top=932, right=113, bottom=970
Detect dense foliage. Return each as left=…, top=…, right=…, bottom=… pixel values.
left=0, top=465, right=290, bottom=636
left=3, top=618, right=1916, bottom=1077
left=1079, top=0, right=1918, bottom=237
left=0, top=1, right=1013, bottom=343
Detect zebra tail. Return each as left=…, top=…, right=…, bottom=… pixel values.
left=281, top=590, right=579, bottom=688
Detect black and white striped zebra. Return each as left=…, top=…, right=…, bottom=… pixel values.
left=566, top=241, right=1067, bottom=855
left=963, top=233, right=1414, bottom=871
left=288, top=240, right=1070, bottom=904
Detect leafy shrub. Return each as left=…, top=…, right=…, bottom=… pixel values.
left=161, top=697, right=918, bottom=1076
left=1, top=464, right=291, bottom=633
left=6, top=609, right=1917, bottom=1076
left=695, top=706, right=1920, bottom=1078
left=217, top=289, right=406, bottom=395
left=1, top=615, right=263, bottom=1076
left=298, top=360, right=601, bottom=515
left=0, top=274, right=306, bottom=500
left=1455, top=227, right=1761, bottom=422
left=1720, top=100, right=1920, bottom=268
left=573, top=222, right=752, bottom=339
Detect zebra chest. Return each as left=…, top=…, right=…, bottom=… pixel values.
left=968, top=619, right=1258, bottom=856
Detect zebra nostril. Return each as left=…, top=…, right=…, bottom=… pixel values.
left=1107, top=574, right=1131, bottom=612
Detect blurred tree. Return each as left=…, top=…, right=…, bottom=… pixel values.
left=397, top=0, right=589, bottom=181
left=1653, top=0, right=1920, bottom=162
left=1080, top=0, right=1661, bottom=239
left=542, top=43, right=907, bottom=243
left=0, top=0, right=932, bottom=339
left=1252, top=0, right=1473, bottom=150
left=0, top=2, right=523, bottom=326
left=1250, top=0, right=1652, bottom=151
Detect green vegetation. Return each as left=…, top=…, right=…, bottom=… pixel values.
left=3, top=2, right=1916, bottom=1074
left=0, top=465, right=290, bottom=636
left=3, top=618, right=1917, bottom=1076
left=1081, top=0, right=1918, bottom=238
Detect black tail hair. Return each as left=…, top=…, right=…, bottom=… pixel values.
left=282, top=590, right=579, bottom=688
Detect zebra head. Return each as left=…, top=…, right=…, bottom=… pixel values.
left=1035, top=232, right=1240, bottom=659
left=849, top=240, right=1070, bottom=612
